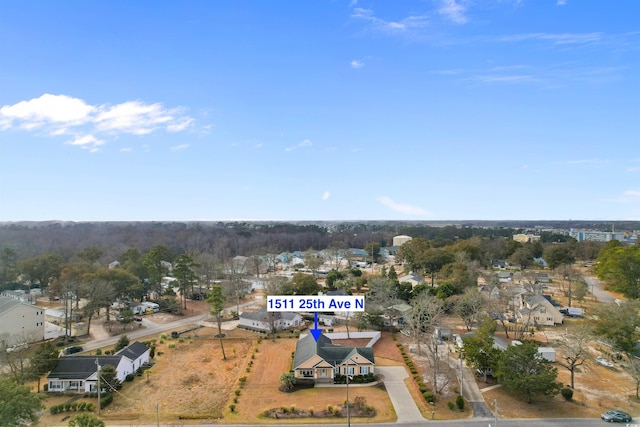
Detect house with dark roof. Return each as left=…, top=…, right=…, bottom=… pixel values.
left=238, top=306, right=304, bottom=333
left=47, top=341, right=149, bottom=393
left=292, top=333, right=374, bottom=384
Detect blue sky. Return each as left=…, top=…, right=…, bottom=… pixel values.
left=0, top=0, right=638, bottom=222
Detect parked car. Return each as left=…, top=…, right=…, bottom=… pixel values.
left=601, top=410, right=632, bottom=422
left=63, top=345, right=83, bottom=355
left=134, top=316, right=143, bottom=322
left=595, top=357, right=614, bottom=368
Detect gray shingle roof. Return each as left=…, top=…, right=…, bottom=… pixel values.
left=293, top=333, right=374, bottom=370
left=47, top=356, right=122, bottom=380
left=240, top=306, right=300, bottom=321
left=116, top=341, right=149, bottom=361
left=0, top=296, right=21, bottom=314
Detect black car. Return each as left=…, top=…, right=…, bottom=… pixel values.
left=601, top=410, right=632, bottom=423
left=63, top=345, right=83, bottom=355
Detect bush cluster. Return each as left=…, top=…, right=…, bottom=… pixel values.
left=100, top=393, right=113, bottom=408
left=49, top=402, right=95, bottom=415
left=561, top=387, right=573, bottom=401
left=456, top=394, right=465, bottom=410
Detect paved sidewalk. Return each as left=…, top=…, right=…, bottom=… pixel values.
left=376, top=366, right=426, bottom=423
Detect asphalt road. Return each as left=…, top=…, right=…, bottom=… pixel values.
left=96, top=417, right=618, bottom=427
left=584, top=276, right=616, bottom=304
left=79, top=312, right=210, bottom=352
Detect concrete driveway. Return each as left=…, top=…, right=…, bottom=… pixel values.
left=376, top=366, right=426, bottom=423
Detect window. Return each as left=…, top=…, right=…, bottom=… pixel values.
left=346, top=366, right=354, bottom=375
left=49, top=381, right=63, bottom=390
left=360, top=366, right=370, bottom=375
left=300, top=369, right=313, bottom=377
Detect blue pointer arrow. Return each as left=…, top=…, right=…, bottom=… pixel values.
left=310, top=311, right=323, bottom=342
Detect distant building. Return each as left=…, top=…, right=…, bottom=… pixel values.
left=392, top=235, right=412, bottom=246
left=569, top=229, right=626, bottom=243
left=512, top=234, right=541, bottom=243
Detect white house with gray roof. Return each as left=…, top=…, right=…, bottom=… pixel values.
left=238, top=306, right=303, bottom=333
left=47, top=341, right=149, bottom=393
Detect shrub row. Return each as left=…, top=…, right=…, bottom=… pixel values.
left=49, top=402, right=95, bottom=414
left=397, top=343, right=434, bottom=403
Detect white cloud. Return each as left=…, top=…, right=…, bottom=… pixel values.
left=0, top=93, right=194, bottom=150
left=350, top=60, right=365, bottom=69
left=94, top=101, right=181, bottom=135
left=474, top=74, right=537, bottom=83
left=322, top=191, right=331, bottom=201
left=498, top=32, right=602, bottom=45
left=438, top=0, right=468, bottom=24
left=623, top=190, right=640, bottom=198
left=0, top=94, right=95, bottom=126
left=66, top=134, right=105, bottom=150
left=557, top=0, right=567, bottom=5
left=170, top=144, right=190, bottom=151
left=627, top=166, right=640, bottom=173
left=560, top=158, right=609, bottom=166
left=285, top=139, right=313, bottom=152
left=255, top=143, right=264, bottom=148
left=351, top=7, right=428, bottom=32
left=120, top=147, right=132, bottom=153
left=377, top=196, right=429, bottom=215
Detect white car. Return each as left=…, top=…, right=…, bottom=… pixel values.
left=595, top=357, right=614, bottom=368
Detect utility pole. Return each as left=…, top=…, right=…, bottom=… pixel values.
left=345, top=362, right=351, bottom=427
left=95, top=359, right=101, bottom=415
left=459, top=351, right=464, bottom=401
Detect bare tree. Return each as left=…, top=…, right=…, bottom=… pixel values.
left=486, top=283, right=515, bottom=339
left=455, top=288, right=487, bottom=331
left=407, top=292, right=444, bottom=355
left=520, top=270, right=545, bottom=295
left=194, top=252, right=222, bottom=293
left=304, top=248, right=324, bottom=277
left=366, top=277, right=402, bottom=333
left=557, top=265, right=582, bottom=308
left=557, top=325, right=592, bottom=389
left=263, top=250, right=280, bottom=273
left=407, top=293, right=446, bottom=393
left=325, top=246, right=343, bottom=270
left=247, top=253, right=264, bottom=278
left=1, top=336, right=31, bottom=384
